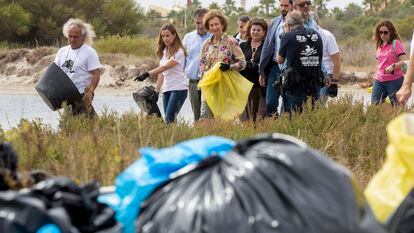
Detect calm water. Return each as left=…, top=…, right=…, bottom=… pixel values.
left=0, top=87, right=405, bottom=130
left=0, top=93, right=194, bottom=130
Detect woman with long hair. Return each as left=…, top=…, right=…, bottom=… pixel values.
left=371, top=20, right=407, bottom=105
left=199, top=9, right=246, bottom=119
left=239, top=17, right=268, bottom=121
left=135, top=24, right=188, bottom=123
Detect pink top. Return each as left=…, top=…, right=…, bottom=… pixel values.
left=376, top=39, right=406, bottom=82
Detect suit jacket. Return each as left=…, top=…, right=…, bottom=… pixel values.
left=259, top=15, right=284, bottom=79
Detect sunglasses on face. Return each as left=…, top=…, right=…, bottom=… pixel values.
left=297, top=1, right=311, bottom=7
left=379, top=30, right=389, bottom=35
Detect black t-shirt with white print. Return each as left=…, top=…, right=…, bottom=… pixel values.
left=279, top=28, right=323, bottom=94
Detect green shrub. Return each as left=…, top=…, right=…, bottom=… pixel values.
left=94, top=35, right=156, bottom=58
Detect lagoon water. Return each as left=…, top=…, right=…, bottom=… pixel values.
left=0, top=87, right=402, bottom=130
left=0, top=93, right=194, bottom=130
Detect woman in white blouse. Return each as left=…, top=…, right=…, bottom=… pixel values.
left=135, top=24, right=188, bottom=123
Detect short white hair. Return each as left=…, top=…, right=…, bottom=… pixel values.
left=62, top=18, right=96, bottom=45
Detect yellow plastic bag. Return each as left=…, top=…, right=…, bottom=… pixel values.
left=198, top=63, right=253, bottom=120
left=365, top=113, right=414, bottom=222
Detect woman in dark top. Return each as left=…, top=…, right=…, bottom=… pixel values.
left=239, top=17, right=268, bottom=121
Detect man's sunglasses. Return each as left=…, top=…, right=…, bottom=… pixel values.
left=297, top=1, right=312, bottom=7
left=379, top=30, right=389, bottom=35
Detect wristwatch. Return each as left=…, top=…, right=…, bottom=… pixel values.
left=392, top=63, right=396, bottom=69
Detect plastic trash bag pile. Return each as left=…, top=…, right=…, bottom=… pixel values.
left=100, top=134, right=388, bottom=233
left=0, top=140, right=120, bottom=233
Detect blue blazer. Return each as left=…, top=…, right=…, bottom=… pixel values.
left=259, top=15, right=284, bottom=79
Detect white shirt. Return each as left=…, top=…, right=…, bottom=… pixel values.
left=54, top=44, right=101, bottom=93
left=160, top=48, right=188, bottom=92
left=318, top=27, right=340, bottom=75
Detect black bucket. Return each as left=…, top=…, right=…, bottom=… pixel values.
left=35, top=63, right=82, bottom=111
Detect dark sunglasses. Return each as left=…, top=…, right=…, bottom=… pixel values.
left=379, top=30, right=389, bottom=35
left=297, top=1, right=312, bottom=7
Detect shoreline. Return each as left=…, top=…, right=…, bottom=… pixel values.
left=0, top=84, right=144, bottom=96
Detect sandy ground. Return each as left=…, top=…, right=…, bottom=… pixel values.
left=0, top=47, right=377, bottom=97
left=0, top=84, right=146, bottom=96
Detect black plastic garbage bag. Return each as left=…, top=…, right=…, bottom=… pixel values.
left=0, top=177, right=121, bottom=233
left=132, top=86, right=161, bottom=117
left=0, top=190, right=78, bottom=233
left=387, top=187, right=414, bottom=233
left=0, top=141, right=18, bottom=191
left=29, top=177, right=120, bottom=233
left=136, top=134, right=387, bottom=233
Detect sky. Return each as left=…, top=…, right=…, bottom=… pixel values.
left=136, top=0, right=364, bottom=11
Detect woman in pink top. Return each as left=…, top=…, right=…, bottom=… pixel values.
left=371, top=20, right=407, bottom=105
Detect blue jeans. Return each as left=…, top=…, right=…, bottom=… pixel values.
left=265, top=64, right=281, bottom=116
left=371, top=77, right=403, bottom=105
left=283, top=91, right=320, bottom=114
left=163, top=90, right=188, bottom=123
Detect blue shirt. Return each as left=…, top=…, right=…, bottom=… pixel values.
left=273, top=18, right=286, bottom=63
left=183, top=30, right=212, bottom=80
left=303, top=16, right=318, bottom=30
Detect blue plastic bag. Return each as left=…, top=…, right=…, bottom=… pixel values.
left=99, top=136, right=235, bottom=233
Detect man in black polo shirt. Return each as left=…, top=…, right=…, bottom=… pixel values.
left=277, top=10, right=324, bottom=114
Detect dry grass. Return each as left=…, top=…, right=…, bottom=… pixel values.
left=3, top=97, right=410, bottom=187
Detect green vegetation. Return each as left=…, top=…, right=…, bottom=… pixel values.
left=3, top=97, right=409, bottom=186
left=94, top=35, right=156, bottom=58
left=0, top=0, right=145, bottom=45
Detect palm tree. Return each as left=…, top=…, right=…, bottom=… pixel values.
left=223, top=0, right=237, bottom=16
left=209, top=2, right=221, bottom=10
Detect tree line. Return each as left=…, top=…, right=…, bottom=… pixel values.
left=0, top=0, right=145, bottom=45
left=0, top=0, right=413, bottom=46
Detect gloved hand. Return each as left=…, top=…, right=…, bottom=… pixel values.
left=219, top=63, right=230, bottom=71
left=134, top=72, right=150, bottom=81
left=246, top=61, right=259, bottom=70
left=328, top=83, right=338, bottom=97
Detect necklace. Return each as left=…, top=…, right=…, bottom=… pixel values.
left=250, top=40, right=261, bottom=62
left=251, top=40, right=261, bottom=48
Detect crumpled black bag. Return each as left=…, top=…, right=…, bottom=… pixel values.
left=0, top=177, right=121, bottom=233
left=132, top=86, right=161, bottom=117
left=0, top=190, right=78, bottom=233
left=29, top=177, right=120, bottom=233
left=136, top=134, right=387, bottom=233
left=0, top=141, right=18, bottom=191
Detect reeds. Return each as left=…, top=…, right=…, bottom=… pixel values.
left=3, top=96, right=410, bottom=187
left=94, top=35, right=156, bottom=58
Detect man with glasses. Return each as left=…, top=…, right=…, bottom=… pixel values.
left=277, top=11, right=324, bottom=114
left=183, top=8, right=211, bottom=121
left=293, top=0, right=318, bottom=30
left=259, top=0, right=293, bottom=117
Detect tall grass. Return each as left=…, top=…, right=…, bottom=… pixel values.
left=3, top=97, right=410, bottom=187
left=94, top=35, right=156, bottom=58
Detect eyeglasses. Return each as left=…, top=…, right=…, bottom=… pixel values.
left=297, top=1, right=312, bottom=7
left=379, top=31, right=389, bottom=35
